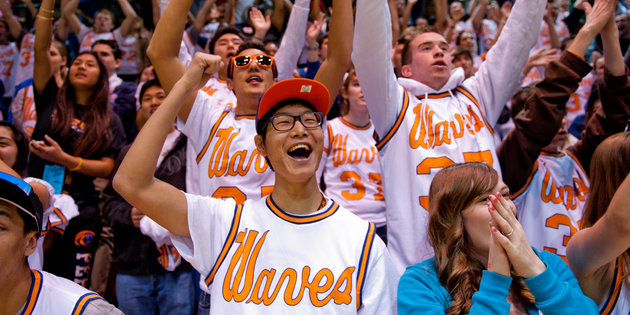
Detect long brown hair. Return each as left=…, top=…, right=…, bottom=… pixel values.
left=581, top=132, right=630, bottom=283
left=52, top=51, right=113, bottom=157
left=428, top=162, right=534, bottom=314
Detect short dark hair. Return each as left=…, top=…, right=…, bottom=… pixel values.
left=208, top=26, right=246, bottom=54
left=401, top=26, right=440, bottom=66
left=92, top=39, right=121, bottom=60
left=139, top=79, right=162, bottom=100
left=228, top=41, right=277, bottom=79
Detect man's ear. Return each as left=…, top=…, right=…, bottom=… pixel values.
left=23, top=231, right=38, bottom=257
left=254, top=134, right=266, bottom=156
left=227, top=78, right=234, bottom=91
left=401, top=64, right=413, bottom=78
left=115, top=58, right=122, bottom=69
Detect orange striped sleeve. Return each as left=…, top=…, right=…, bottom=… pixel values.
left=71, top=293, right=103, bottom=315
left=355, top=223, right=376, bottom=310
left=510, top=161, right=539, bottom=199
left=205, top=204, right=244, bottom=286
left=376, top=91, right=409, bottom=150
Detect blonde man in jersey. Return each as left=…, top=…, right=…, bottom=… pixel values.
left=352, top=0, right=546, bottom=272
left=113, top=53, right=398, bottom=313
left=0, top=172, right=121, bottom=314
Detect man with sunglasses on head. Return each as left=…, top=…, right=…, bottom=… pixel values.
left=147, top=0, right=351, bottom=203
left=352, top=0, right=547, bottom=274
left=113, top=52, right=398, bottom=312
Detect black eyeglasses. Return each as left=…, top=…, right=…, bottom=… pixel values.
left=232, top=54, right=274, bottom=68
left=266, top=112, right=324, bottom=131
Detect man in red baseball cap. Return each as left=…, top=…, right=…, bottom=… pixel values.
left=114, top=54, right=398, bottom=313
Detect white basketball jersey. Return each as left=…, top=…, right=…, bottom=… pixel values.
left=20, top=269, right=104, bottom=314
left=185, top=78, right=236, bottom=195
left=566, top=72, right=595, bottom=125
left=113, top=29, right=138, bottom=76
left=513, top=150, right=589, bottom=261
left=319, top=117, right=386, bottom=227
left=15, top=33, right=35, bottom=87
left=599, top=260, right=630, bottom=315
left=479, top=19, right=498, bottom=55
left=171, top=195, right=397, bottom=314
left=78, top=25, right=115, bottom=53
left=182, top=91, right=274, bottom=203
left=0, top=42, right=18, bottom=97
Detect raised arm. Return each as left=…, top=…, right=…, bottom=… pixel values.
left=33, top=0, right=55, bottom=95
left=0, top=1, right=22, bottom=40
left=352, top=0, right=405, bottom=136
left=462, top=0, right=546, bottom=126
left=313, top=0, right=353, bottom=108
left=114, top=53, right=223, bottom=237
left=567, top=173, right=630, bottom=278
left=146, top=0, right=192, bottom=121
left=193, top=0, right=216, bottom=33
left=249, top=8, right=271, bottom=43
left=61, top=0, right=82, bottom=35
left=117, top=0, right=139, bottom=38
left=565, top=0, right=627, bottom=173
left=274, top=0, right=311, bottom=81
left=469, top=0, right=487, bottom=33
left=544, top=7, right=562, bottom=49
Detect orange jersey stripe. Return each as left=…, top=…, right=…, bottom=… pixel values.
left=355, top=223, right=376, bottom=310
left=205, top=204, right=244, bottom=286
left=601, top=259, right=624, bottom=315
left=23, top=270, right=43, bottom=315
left=455, top=86, right=494, bottom=136
left=376, top=90, right=409, bottom=150
left=196, top=111, right=230, bottom=164
left=266, top=196, right=339, bottom=224
left=510, top=161, right=539, bottom=199
left=71, top=293, right=102, bottom=315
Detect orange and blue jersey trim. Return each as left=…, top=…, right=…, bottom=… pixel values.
left=540, top=151, right=565, bottom=158
left=355, top=223, right=376, bottom=310
left=376, top=90, right=409, bottom=150
left=71, top=293, right=103, bottom=315
left=266, top=195, right=338, bottom=224
left=564, top=149, right=588, bottom=176
left=266, top=195, right=339, bottom=224
left=339, top=117, right=372, bottom=130
left=205, top=204, right=244, bottom=286
left=600, top=259, right=623, bottom=315
left=455, top=86, right=494, bottom=136
left=22, top=270, right=43, bottom=315
left=196, top=111, right=229, bottom=164
left=510, top=160, right=539, bottom=199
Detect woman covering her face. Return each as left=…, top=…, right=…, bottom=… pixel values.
left=397, top=162, right=598, bottom=314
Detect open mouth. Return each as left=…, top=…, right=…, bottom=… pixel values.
left=433, top=60, right=447, bottom=67
left=246, top=75, right=262, bottom=83
left=287, top=144, right=312, bottom=159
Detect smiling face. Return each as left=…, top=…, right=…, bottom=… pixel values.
left=342, top=75, right=367, bottom=113
left=255, top=103, right=324, bottom=183
left=458, top=32, right=475, bottom=52
left=68, top=53, right=101, bottom=90
left=402, top=32, right=452, bottom=90
left=462, top=179, right=514, bottom=261
left=450, top=2, right=465, bottom=21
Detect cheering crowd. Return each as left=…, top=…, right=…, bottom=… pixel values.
left=0, top=0, right=629, bottom=313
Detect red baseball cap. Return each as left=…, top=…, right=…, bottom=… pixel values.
left=256, top=78, right=330, bottom=134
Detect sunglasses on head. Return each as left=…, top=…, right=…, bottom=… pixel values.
left=232, top=54, right=274, bottom=68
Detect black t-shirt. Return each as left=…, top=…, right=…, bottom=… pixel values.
left=28, top=78, right=126, bottom=202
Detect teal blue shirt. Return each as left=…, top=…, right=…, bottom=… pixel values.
left=398, top=249, right=598, bottom=314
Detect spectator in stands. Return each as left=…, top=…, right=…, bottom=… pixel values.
left=92, top=39, right=138, bottom=142
left=29, top=0, right=126, bottom=288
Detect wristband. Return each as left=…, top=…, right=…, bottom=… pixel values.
left=68, top=157, right=83, bottom=172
